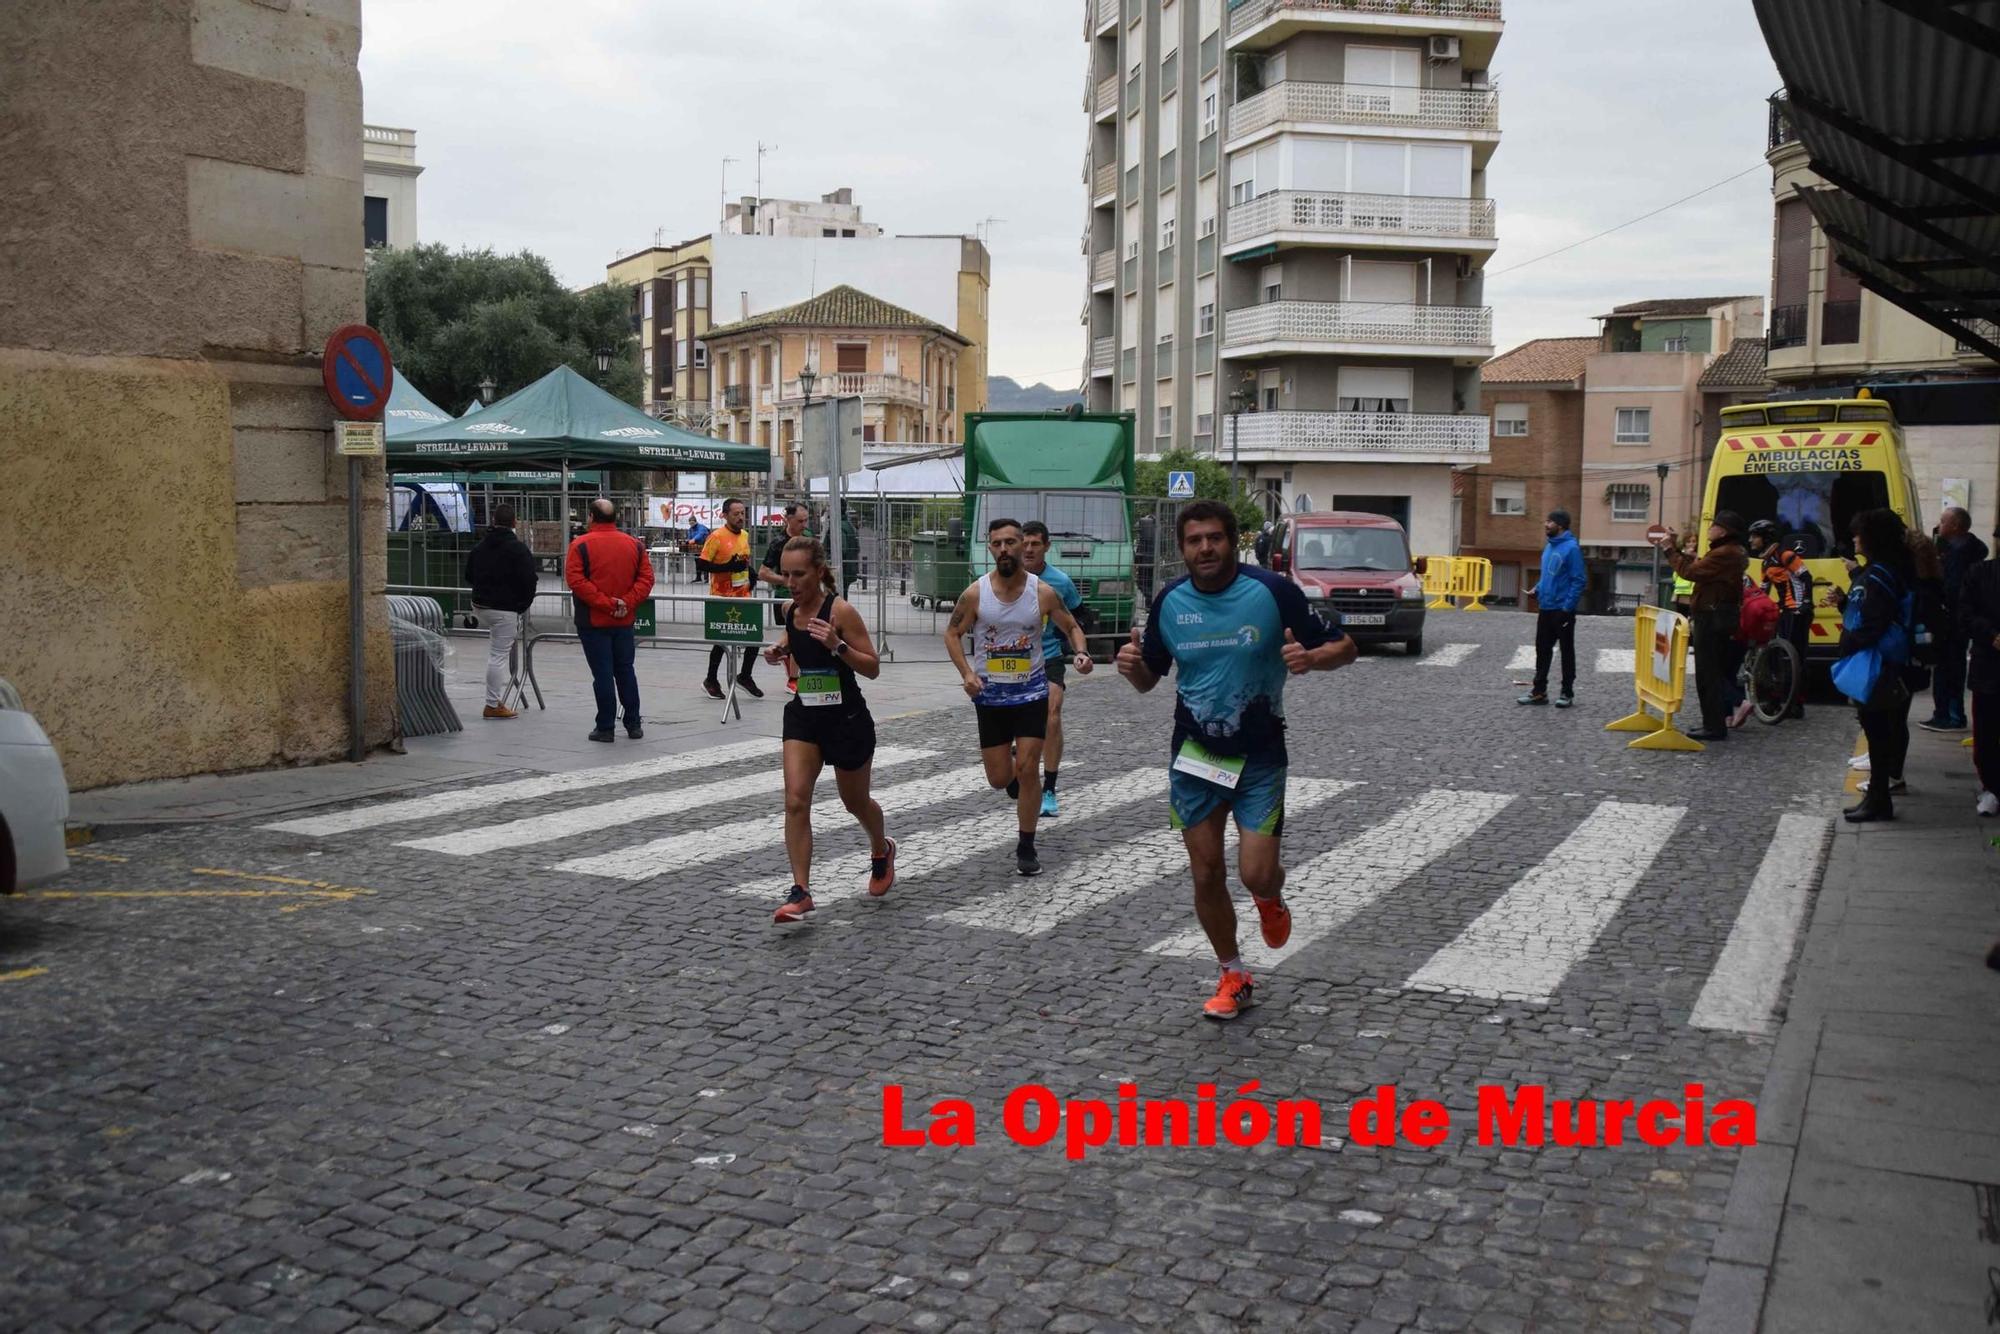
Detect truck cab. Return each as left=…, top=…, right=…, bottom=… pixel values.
left=1269, top=511, right=1428, bottom=656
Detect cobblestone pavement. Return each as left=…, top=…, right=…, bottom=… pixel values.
left=1, top=612, right=1853, bottom=1332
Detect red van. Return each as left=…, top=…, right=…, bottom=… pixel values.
left=1266, top=512, right=1428, bottom=656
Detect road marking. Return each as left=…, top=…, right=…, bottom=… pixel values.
left=1422, top=643, right=1479, bottom=669
left=0, top=967, right=48, bottom=984
left=70, top=850, right=127, bottom=863
left=1405, top=800, right=1685, bottom=1001
left=399, top=747, right=934, bottom=856
left=1688, top=813, right=1832, bottom=1035
left=812, top=768, right=1170, bottom=904
left=933, top=778, right=1359, bottom=936
left=1507, top=646, right=1535, bottom=671
left=27, top=888, right=371, bottom=906
left=1147, top=788, right=1514, bottom=966
left=262, top=738, right=779, bottom=836
left=554, top=763, right=994, bottom=881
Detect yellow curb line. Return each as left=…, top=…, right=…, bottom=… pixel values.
left=70, top=850, right=128, bottom=864
left=0, top=967, right=50, bottom=984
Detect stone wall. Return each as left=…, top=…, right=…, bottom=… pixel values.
left=0, top=0, right=393, bottom=790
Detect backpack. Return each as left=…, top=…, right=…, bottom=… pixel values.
left=1737, top=592, right=1780, bottom=646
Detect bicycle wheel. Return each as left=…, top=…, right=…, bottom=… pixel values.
left=1751, top=637, right=1802, bottom=724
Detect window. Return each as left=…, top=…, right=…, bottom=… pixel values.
left=1161, top=215, right=1176, bottom=249
left=693, top=341, right=707, bottom=368
left=1160, top=94, right=1178, bottom=154
left=363, top=196, right=388, bottom=248
left=1259, top=367, right=1280, bottom=411
left=1198, top=302, right=1215, bottom=335
left=1157, top=333, right=1174, bottom=368
left=823, top=228, right=836, bottom=237
left=1614, top=407, right=1652, bottom=444
left=642, top=286, right=655, bottom=321
left=1260, top=263, right=1282, bottom=304
left=1201, top=86, right=1218, bottom=138
left=693, top=274, right=709, bottom=310
left=1493, top=402, right=1528, bottom=437
left=1773, top=197, right=1810, bottom=348
left=1338, top=366, right=1412, bottom=413
left=1662, top=336, right=1691, bottom=353
left=842, top=228, right=856, bottom=237
left=1609, top=484, right=1651, bottom=522
left=1491, top=480, right=1527, bottom=516
left=643, top=347, right=654, bottom=375
left=1158, top=404, right=1173, bottom=438
left=676, top=276, right=690, bottom=310
left=836, top=342, right=868, bottom=374
left=676, top=338, right=689, bottom=369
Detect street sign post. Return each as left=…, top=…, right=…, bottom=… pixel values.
left=803, top=396, right=864, bottom=582
left=322, top=324, right=394, bottom=763
left=1645, top=523, right=1670, bottom=546
left=1167, top=470, right=1195, bottom=500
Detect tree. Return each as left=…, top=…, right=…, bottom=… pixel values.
left=364, top=244, right=642, bottom=409
left=1135, top=448, right=1262, bottom=537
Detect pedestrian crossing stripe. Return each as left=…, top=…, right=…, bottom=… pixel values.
left=1688, top=813, right=1831, bottom=1036
left=1421, top=643, right=1479, bottom=669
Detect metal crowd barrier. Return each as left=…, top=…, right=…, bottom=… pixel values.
left=386, top=594, right=462, bottom=737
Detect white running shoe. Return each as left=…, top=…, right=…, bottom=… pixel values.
left=1979, top=791, right=1998, bottom=817
left=1848, top=753, right=1872, bottom=772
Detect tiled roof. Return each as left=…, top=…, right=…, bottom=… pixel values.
left=1481, top=336, right=1597, bottom=384
left=702, top=284, right=967, bottom=343
left=1698, top=336, right=1774, bottom=389
left=1603, top=295, right=1759, bottom=319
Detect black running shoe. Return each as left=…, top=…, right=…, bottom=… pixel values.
left=588, top=728, right=615, bottom=743
left=737, top=676, right=764, bottom=699
left=1016, top=844, right=1041, bottom=876
left=702, top=679, right=724, bottom=700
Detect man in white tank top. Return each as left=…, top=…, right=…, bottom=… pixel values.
left=945, top=518, right=1094, bottom=875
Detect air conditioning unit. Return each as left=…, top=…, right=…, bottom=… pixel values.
left=1428, top=34, right=1461, bottom=61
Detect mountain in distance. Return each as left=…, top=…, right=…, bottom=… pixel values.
left=986, top=376, right=1083, bottom=412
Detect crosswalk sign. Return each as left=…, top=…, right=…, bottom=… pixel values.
left=1167, top=470, right=1195, bottom=500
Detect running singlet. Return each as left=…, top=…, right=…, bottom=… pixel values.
left=784, top=598, right=863, bottom=711
left=1139, top=566, right=1340, bottom=766
left=972, top=573, right=1048, bottom=707
left=701, top=527, right=753, bottom=597
left=1037, top=564, right=1082, bottom=665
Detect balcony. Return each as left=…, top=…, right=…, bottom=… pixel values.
left=1228, top=80, right=1499, bottom=148
left=1093, top=162, right=1117, bottom=201
left=1095, top=75, right=1118, bottom=121
left=1227, top=190, right=1497, bottom=255
left=722, top=384, right=748, bottom=410
left=1092, top=336, right=1115, bottom=377
left=1227, top=410, right=1491, bottom=464
left=1226, top=0, right=1504, bottom=67
left=1767, top=91, right=1798, bottom=154
left=1221, top=300, right=1493, bottom=358
left=1092, top=250, right=1116, bottom=288
left=1770, top=302, right=1808, bottom=350
left=777, top=373, right=929, bottom=407
left=1094, top=0, right=1118, bottom=32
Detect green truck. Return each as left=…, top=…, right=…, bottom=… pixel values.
left=961, top=410, right=1140, bottom=644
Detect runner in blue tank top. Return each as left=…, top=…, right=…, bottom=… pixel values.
left=945, top=518, right=1094, bottom=876
left=1021, top=521, right=1084, bottom=819
left=1116, top=499, right=1356, bottom=1021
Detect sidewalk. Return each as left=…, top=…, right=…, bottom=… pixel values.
left=69, top=637, right=977, bottom=829
left=1695, top=711, right=2000, bottom=1333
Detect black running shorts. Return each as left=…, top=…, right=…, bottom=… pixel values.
left=781, top=702, right=877, bottom=772
left=974, top=697, right=1049, bottom=750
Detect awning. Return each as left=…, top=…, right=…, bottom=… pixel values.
left=1755, top=0, right=2000, bottom=363
left=382, top=374, right=454, bottom=438
left=388, top=365, right=772, bottom=473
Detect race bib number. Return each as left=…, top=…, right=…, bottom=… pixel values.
left=730, top=569, right=750, bottom=590
left=797, top=671, right=843, bottom=708
left=985, top=653, right=1032, bottom=684
left=1172, top=739, right=1246, bottom=790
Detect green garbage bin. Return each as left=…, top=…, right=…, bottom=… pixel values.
left=910, top=531, right=968, bottom=610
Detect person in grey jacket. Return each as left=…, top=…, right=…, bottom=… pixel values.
left=464, top=504, right=540, bottom=719
left=1519, top=509, right=1586, bottom=708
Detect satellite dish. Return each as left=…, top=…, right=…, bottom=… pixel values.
left=1294, top=493, right=1314, bottom=514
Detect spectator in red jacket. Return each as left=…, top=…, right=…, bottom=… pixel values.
left=565, top=498, right=656, bottom=742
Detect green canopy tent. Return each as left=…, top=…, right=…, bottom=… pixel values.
left=383, top=374, right=455, bottom=438
left=389, top=364, right=770, bottom=534
left=460, top=398, right=484, bottom=417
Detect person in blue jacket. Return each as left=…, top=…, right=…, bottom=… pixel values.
left=1519, top=508, right=1586, bottom=707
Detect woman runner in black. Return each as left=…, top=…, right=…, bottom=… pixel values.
left=763, top=536, right=896, bottom=922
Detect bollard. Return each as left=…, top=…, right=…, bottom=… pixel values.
left=1605, top=605, right=1702, bottom=751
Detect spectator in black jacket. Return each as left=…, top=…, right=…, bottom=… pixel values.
left=464, top=504, right=540, bottom=719
left=1924, top=506, right=1988, bottom=732
left=1828, top=509, right=1915, bottom=823
left=1959, top=532, right=2000, bottom=817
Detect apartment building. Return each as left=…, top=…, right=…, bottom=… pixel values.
left=1767, top=94, right=2000, bottom=535
left=1465, top=337, right=1591, bottom=602
left=362, top=125, right=421, bottom=249
left=1081, top=0, right=1501, bottom=555
left=608, top=192, right=990, bottom=436
left=701, top=286, right=968, bottom=478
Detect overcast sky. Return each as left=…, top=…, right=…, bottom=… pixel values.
left=360, top=0, right=1781, bottom=387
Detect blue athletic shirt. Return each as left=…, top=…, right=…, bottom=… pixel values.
left=1038, top=564, right=1082, bottom=664
left=1139, top=565, right=1342, bottom=766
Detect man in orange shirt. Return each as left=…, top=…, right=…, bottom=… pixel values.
left=698, top=497, right=762, bottom=699
left=565, top=498, right=656, bottom=742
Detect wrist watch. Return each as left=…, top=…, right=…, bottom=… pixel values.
left=833, top=639, right=849, bottom=656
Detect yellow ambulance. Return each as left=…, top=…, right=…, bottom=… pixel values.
left=1679, top=395, right=1923, bottom=661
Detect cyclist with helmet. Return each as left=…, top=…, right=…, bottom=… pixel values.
left=1747, top=518, right=1811, bottom=719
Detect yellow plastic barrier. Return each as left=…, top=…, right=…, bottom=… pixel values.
left=1605, top=605, right=1703, bottom=752
left=1419, top=556, right=1458, bottom=610
left=1449, top=556, right=1493, bottom=612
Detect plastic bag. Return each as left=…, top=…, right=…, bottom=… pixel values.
left=389, top=611, right=453, bottom=672
left=1831, top=646, right=1882, bottom=705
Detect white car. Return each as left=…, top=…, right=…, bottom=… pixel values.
left=0, top=678, right=69, bottom=894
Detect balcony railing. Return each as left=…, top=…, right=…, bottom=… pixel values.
left=1228, top=410, right=1492, bottom=461
left=1095, top=0, right=1119, bottom=29
left=721, top=384, right=748, bottom=410
left=1956, top=319, right=1998, bottom=357
left=778, top=373, right=929, bottom=406
left=1229, top=80, right=1498, bottom=140
left=1228, top=0, right=1502, bottom=37
left=1770, top=302, right=1808, bottom=350
left=1095, top=76, right=1118, bottom=118
left=1222, top=300, right=1493, bottom=351
left=1228, top=190, right=1496, bottom=246
left=1092, top=336, right=1115, bottom=374
left=1767, top=92, right=1797, bottom=153
left=1093, top=162, right=1117, bottom=199
left=1092, top=250, right=1116, bottom=285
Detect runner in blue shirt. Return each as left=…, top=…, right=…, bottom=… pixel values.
left=1021, top=521, right=1083, bottom=818
left=1116, top=499, right=1356, bottom=1020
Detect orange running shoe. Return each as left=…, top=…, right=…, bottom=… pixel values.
left=773, top=885, right=814, bottom=924
left=1202, top=969, right=1256, bottom=1021
left=866, top=838, right=897, bottom=897
left=1254, top=895, right=1292, bottom=950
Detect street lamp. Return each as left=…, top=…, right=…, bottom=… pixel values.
left=1227, top=388, right=1252, bottom=492
left=593, top=346, right=613, bottom=374
left=477, top=375, right=497, bottom=406
left=1650, top=459, right=1672, bottom=605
